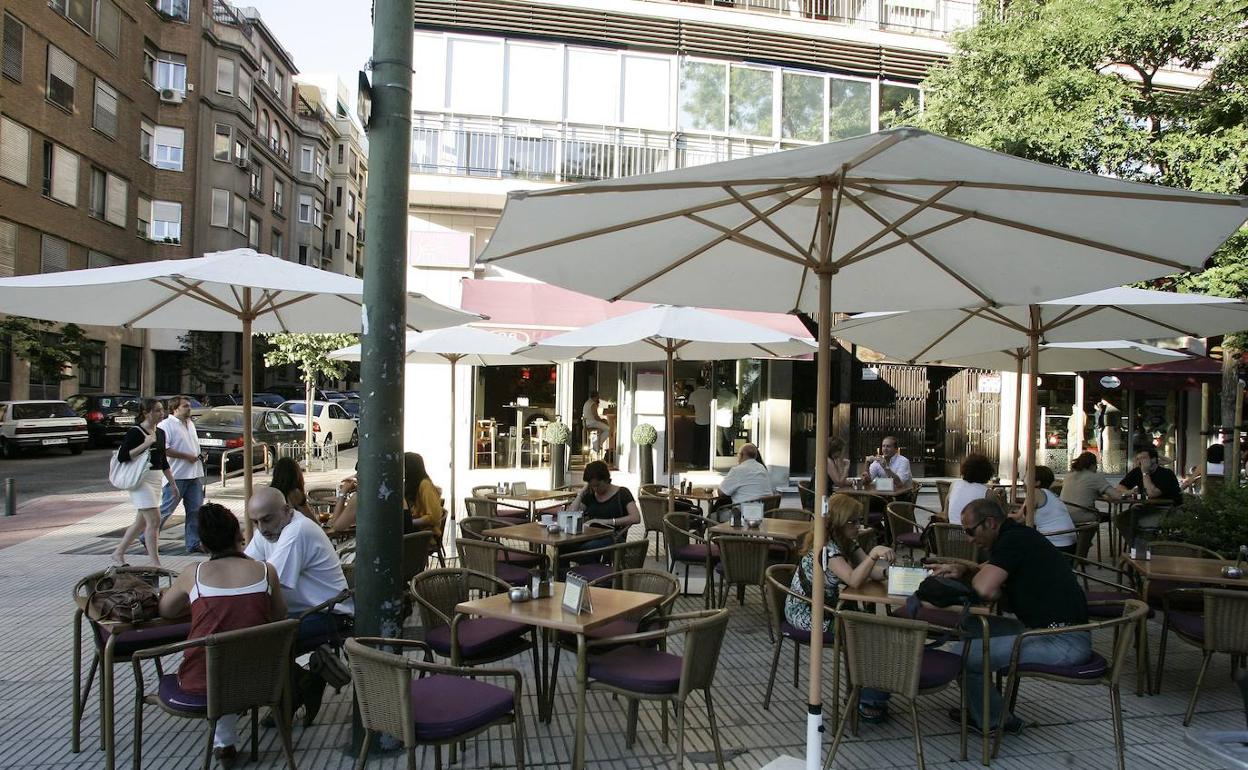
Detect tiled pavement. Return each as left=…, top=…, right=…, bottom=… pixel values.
left=0, top=486, right=1243, bottom=769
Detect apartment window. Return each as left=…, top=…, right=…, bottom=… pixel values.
left=93, top=80, right=118, bottom=138
left=0, top=115, right=30, bottom=185
left=337, top=144, right=344, bottom=164
left=679, top=60, right=727, bottom=132
left=51, top=0, right=92, bottom=31
left=259, top=111, right=269, bottom=139
left=315, top=152, right=325, bottom=179
left=333, top=228, right=341, bottom=249
left=89, top=167, right=106, bottom=218
left=334, top=186, right=342, bottom=207
left=0, top=219, right=15, bottom=277
left=44, top=143, right=79, bottom=206
left=154, top=51, right=186, bottom=93
left=247, top=216, right=260, bottom=249
left=215, top=57, right=234, bottom=95
left=829, top=77, right=871, bottom=140
left=271, top=230, right=282, bottom=258
left=119, top=345, right=141, bottom=391
left=87, top=250, right=116, bottom=268
left=150, top=200, right=181, bottom=242
left=347, top=233, right=355, bottom=254
left=105, top=174, right=126, bottom=226
left=96, top=1, right=120, bottom=56
left=299, top=146, right=313, bottom=173
left=298, top=245, right=307, bottom=265
left=137, top=195, right=150, bottom=237
left=260, top=55, right=271, bottom=86
left=213, top=123, right=231, bottom=161
left=232, top=195, right=246, bottom=235
left=2, top=13, right=22, bottom=82
left=728, top=65, right=774, bottom=138
left=237, top=70, right=251, bottom=107
left=879, top=83, right=921, bottom=124
left=297, top=194, right=312, bottom=223
left=782, top=72, right=823, bottom=142
left=139, top=120, right=154, bottom=163
left=280, top=131, right=290, bottom=160
left=250, top=164, right=264, bottom=199
left=272, top=181, right=283, bottom=213
left=346, top=192, right=356, bottom=220
left=313, top=198, right=322, bottom=227
left=154, top=0, right=190, bottom=21
left=40, top=234, right=69, bottom=273
left=153, top=126, right=184, bottom=171
left=210, top=188, right=230, bottom=228
left=78, top=341, right=104, bottom=389
left=233, top=138, right=248, bottom=166
left=46, top=46, right=76, bottom=111
left=275, top=71, right=285, bottom=99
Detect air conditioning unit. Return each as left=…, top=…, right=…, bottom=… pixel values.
left=159, top=88, right=184, bottom=104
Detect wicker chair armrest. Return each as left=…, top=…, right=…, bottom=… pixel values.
left=765, top=576, right=837, bottom=617
left=584, top=610, right=717, bottom=649
left=297, top=588, right=353, bottom=620
left=129, top=634, right=209, bottom=664
left=1063, top=552, right=1132, bottom=582
left=353, top=636, right=434, bottom=661
left=555, top=542, right=622, bottom=564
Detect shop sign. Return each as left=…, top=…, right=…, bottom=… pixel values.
left=978, top=374, right=1001, bottom=394
left=1099, top=375, right=1122, bottom=389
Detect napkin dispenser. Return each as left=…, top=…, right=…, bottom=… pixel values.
left=873, top=478, right=895, bottom=492
left=741, top=501, right=764, bottom=525
left=558, top=510, right=584, bottom=535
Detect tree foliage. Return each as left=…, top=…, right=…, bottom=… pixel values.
left=178, top=330, right=224, bottom=392
left=0, top=316, right=86, bottom=381
left=262, top=333, right=358, bottom=385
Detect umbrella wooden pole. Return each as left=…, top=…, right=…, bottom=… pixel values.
left=1024, top=309, right=1040, bottom=525
left=241, top=291, right=254, bottom=539
left=1011, top=352, right=1023, bottom=501
left=1200, top=382, right=1210, bottom=499
left=1232, top=379, right=1244, bottom=488
left=449, top=355, right=459, bottom=520
left=666, top=344, right=675, bottom=516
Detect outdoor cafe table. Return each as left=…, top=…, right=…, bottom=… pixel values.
left=494, top=488, right=578, bottom=520
left=708, top=518, right=813, bottom=551
left=455, top=582, right=664, bottom=769
left=485, top=521, right=613, bottom=567
left=675, top=486, right=720, bottom=515
left=834, top=483, right=915, bottom=500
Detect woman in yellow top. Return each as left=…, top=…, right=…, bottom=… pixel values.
left=405, top=452, right=444, bottom=535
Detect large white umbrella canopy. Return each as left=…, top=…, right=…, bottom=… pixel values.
left=0, top=248, right=477, bottom=517
left=330, top=326, right=550, bottom=517
left=523, top=305, right=815, bottom=511
left=930, top=339, right=1190, bottom=373
left=474, top=129, right=1248, bottom=770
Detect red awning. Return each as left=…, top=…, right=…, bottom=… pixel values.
left=460, top=279, right=813, bottom=346
left=1088, top=355, right=1223, bottom=390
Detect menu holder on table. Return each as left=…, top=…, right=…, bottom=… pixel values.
left=874, top=478, right=896, bottom=492
left=512, top=481, right=528, bottom=496
left=887, top=565, right=930, bottom=596
left=562, top=573, right=594, bottom=615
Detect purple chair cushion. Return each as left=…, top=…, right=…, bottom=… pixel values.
left=559, top=618, right=640, bottom=647
left=588, top=646, right=683, bottom=694
left=919, top=649, right=962, bottom=690
left=1014, top=651, right=1108, bottom=679
left=570, top=563, right=614, bottom=584
left=425, top=618, right=529, bottom=658
left=495, top=562, right=532, bottom=586
left=671, top=543, right=718, bottom=564
left=157, top=674, right=206, bottom=713
left=1166, top=610, right=1204, bottom=642
left=498, top=549, right=542, bottom=567
left=98, top=622, right=192, bottom=658
left=779, top=620, right=811, bottom=644
left=896, top=532, right=923, bottom=548
left=411, top=674, right=515, bottom=741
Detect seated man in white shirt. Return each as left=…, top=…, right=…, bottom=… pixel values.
left=714, top=444, right=775, bottom=518
left=862, top=436, right=913, bottom=489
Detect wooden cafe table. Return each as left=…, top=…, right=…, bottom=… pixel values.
left=494, top=488, right=578, bottom=520
left=708, top=518, right=813, bottom=552
left=485, top=521, right=613, bottom=566
left=456, top=582, right=664, bottom=769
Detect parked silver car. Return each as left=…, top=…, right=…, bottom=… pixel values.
left=0, top=400, right=89, bottom=458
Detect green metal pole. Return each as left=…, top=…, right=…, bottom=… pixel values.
left=356, top=0, right=411, bottom=644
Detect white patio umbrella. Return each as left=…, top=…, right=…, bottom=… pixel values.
left=833, top=287, right=1248, bottom=510
left=330, top=326, right=552, bottom=519
left=521, top=305, right=816, bottom=512
left=475, top=128, right=1248, bottom=769
left=0, top=248, right=477, bottom=518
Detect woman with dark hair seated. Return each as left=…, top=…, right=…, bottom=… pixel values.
left=269, top=456, right=312, bottom=517
left=404, top=452, right=444, bottom=536
left=564, top=460, right=641, bottom=559
left=1026, top=466, right=1077, bottom=554
left=1060, top=451, right=1121, bottom=524
left=945, top=453, right=994, bottom=525
left=158, top=503, right=285, bottom=767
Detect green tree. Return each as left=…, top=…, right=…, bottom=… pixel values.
left=0, top=315, right=86, bottom=382
left=911, top=0, right=1248, bottom=426
left=178, top=331, right=224, bottom=393
left=262, top=333, right=357, bottom=449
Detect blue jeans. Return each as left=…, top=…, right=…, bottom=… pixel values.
left=159, top=477, right=204, bottom=552
left=293, top=611, right=352, bottom=655
left=959, top=630, right=1092, bottom=727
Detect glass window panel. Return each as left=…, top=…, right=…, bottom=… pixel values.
left=566, top=48, right=618, bottom=124
left=505, top=42, right=561, bottom=119
left=729, top=66, right=773, bottom=137
left=93, top=80, right=118, bottom=137
left=678, top=60, right=726, bottom=132
left=213, top=123, right=230, bottom=161
left=879, top=83, right=920, bottom=127
left=781, top=72, right=823, bottom=141
left=447, top=37, right=502, bottom=115
left=216, top=57, right=234, bottom=95
left=412, top=33, right=445, bottom=110
left=829, top=77, right=871, bottom=139
left=622, top=55, right=671, bottom=129
left=96, top=1, right=120, bottom=56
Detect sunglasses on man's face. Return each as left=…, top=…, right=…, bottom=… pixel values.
left=963, top=520, right=984, bottom=536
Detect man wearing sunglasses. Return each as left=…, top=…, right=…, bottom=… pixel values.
left=931, top=497, right=1090, bottom=736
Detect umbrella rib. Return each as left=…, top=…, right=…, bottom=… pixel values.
left=481, top=181, right=814, bottom=264
left=165, top=278, right=245, bottom=316
left=1102, top=349, right=1147, bottom=367
left=976, top=306, right=1033, bottom=335
left=123, top=279, right=209, bottom=327
left=610, top=187, right=817, bottom=301
left=906, top=309, right=985, bottom=363
left=684, top=213, right=818, bottom=267
left=1106, top=306, right=1200, bottom=337
left=1041, top=304, right=1084, bottom=330
left=517, top=176, right=824, bottom=198
left=723, top=184, right=817, bottom=260
left=847, top=182, right=1191, bottom=272
left=847, top=178, right=1247, bottom=206
left=834, top=183, right=959, bottom=266
left=840, top=213, right=973, bottom=266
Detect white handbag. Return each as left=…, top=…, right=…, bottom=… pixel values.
left=109, top=429, right=151, bottom=491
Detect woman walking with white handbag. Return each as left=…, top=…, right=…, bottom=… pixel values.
left=110, top=399, right=180, bottom=567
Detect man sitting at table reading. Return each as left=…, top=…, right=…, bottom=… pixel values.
left=932, top=497, right=1090, bottom=736
left=862, top=436, right=912, bottom=487
left=714, top=443, right=774, bottom=516
left=1114, top=446, right=1182, bottom=543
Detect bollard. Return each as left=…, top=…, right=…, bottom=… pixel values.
left=3, top=478, right=14, bottom=517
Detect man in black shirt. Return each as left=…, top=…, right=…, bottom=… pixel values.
left=1114, top=446, right=1182, bottom=543
left=933, top=498, right=1091, bottom=734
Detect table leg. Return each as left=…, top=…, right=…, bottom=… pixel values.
left=1138, top=576, right=1152, bottom=697
left=538, top=627, right=553, bottom=723
left=515, top=411, right=524, bottom=470
left=573, top=634, right=588, bottom=770
left=103, top=636, right=116, bottom=770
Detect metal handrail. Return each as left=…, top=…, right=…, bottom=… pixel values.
left=219, top=441, right=271, bottom=486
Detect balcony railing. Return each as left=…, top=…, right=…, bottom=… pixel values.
left=410, top=113, right=801, bottom=184
left=651, top=0, right=979, bottom=37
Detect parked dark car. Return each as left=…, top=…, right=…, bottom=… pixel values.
left=251, top=392, right=286, bottom=408
left=339, top=398, right=361, bottom=421
left=154, top=395, right=208, bottom=419
left=194, top=406, right=302, bottom=470
left=201, top=393, right=243, bottom=407
left=66, top=393, right=140, bottom=447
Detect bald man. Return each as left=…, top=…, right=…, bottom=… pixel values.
left=714, top=443, right=775, bottom=517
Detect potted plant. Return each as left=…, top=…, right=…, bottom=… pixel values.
left=546, top=420, right=571, bottom=488
left=1160, top=486, right=1248, bottom=557
left=633, top=423, right=658, bottom=484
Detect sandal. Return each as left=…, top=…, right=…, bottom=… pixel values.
left=857, top=702, right=889, bottom=724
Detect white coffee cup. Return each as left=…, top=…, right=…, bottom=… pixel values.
left=540, top=513, right=555, bottom=525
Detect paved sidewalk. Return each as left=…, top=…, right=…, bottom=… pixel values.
left=0, top=487, right=1242, bottom=769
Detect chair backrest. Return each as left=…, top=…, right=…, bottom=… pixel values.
left=750, top=493, right=782, bottom=512
left=456, top=538, right=506, bottom=582
left=928, top=522, right=981, bottom=562
left=1106, top=600, right=1150, bottom=685
left=204, top=619, right=299, bottom=718
left=470, top=485, right=496, bottom=498
left=639, top=484, right=665, bottom=497
left=1149, top=540, right=1223, bottom=559
left=662, top=511, right=712, bottom=551
left=677, top=608, right=732, bottom=694
left=765, top=563, right=798, bottom=637
left=935, top=480, right=951, bottom=511
left=1204, top=589, right=1248, bottom=655
left=345, top=637, right=415, bottom=743
left=610, top=539, right=650, bottom=572
left=885, top=502, right=919, bottom=538
left=638, top=492, right=668, bottom=533
left=409, top=568, right=506, bottom=631
left=837, top=610, right=927, bottom=698
left=459, top=515, right=509, bottom=541
left=588, top=568, right=679, bottom=621
left=715, top=536, right=779, bottom=587
left=765, top=507, right=813, bottom=522
left=462, top=497, right=499, bottom=520
left=796, top=481, right=815, bottom=512
left=401, top=531, right=438, bottom=584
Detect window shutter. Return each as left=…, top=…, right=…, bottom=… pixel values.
left=94, top=80, right=118, bottom=137
left=40, top=234, right=68, bottom=273
left=0, top=219, right=16, bottom=277
left=88, top=250, right=118, bottom=268
left=216, top=57, right=234, bottom=95
left=210, top=188, right=230, bottom=227
left=238, top=69, right=252, bottom=106
left=153, top=125, right=182, bottom=149
left=47, top=46, right=76, bottom=108
left=2, top=14, right=22, bottom=82
left=50, top=144, right=78, bottom=205
left=105, top=173, right=127, bottom=227
left=0, top=115, right=29, bottom=185
left=233, top=195, right=246, bottom=234
left=152, top=200, right=180, bottom=224
left=96, top=1, right=120, bottom=56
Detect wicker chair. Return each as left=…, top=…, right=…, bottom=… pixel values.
left=638, top=491, right=669, bottom=558
left=714, top=535, right=787, bottom=608
left=927, top=522, right=982, bottom=562
left=935, top=480, right=951, bottom=512
left=347, top=636, right=526, bottom=769
left=306, top=486, right=338, bottom=517
left=639, top=483, right=666, bottom=497
left=762, top=564, right=843, bottom=717
left=71, top=566, right=188, bottom=760
left=1158, top=588, right=1248, bottom=725
left=463, top=496, right=527, bottom=524
left=886, top=502, right=939, bottom=558
left=992, top=600, right=1149, bottom=770
left=797, top=481, right=815, bottom=512
left=663, top=512, right=720, bottom=605
left=457, top=538, right=548, bottom=587
left=578, top=608, right=732, bottom=769
left=459, top=516, right=543, bottom=568
left=1149, top=540, right=1224, bottom=559
left=1064, top=501, right=1108, bottom=558
left=826, top=611, right=967, bottom=770
left=765, top=508, right=813, bottom=522
left=130, top=619, right=299, bottom=770
left=555, top=539, right=649, bottom=584
left=747, top=493, right=783, bottom=512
